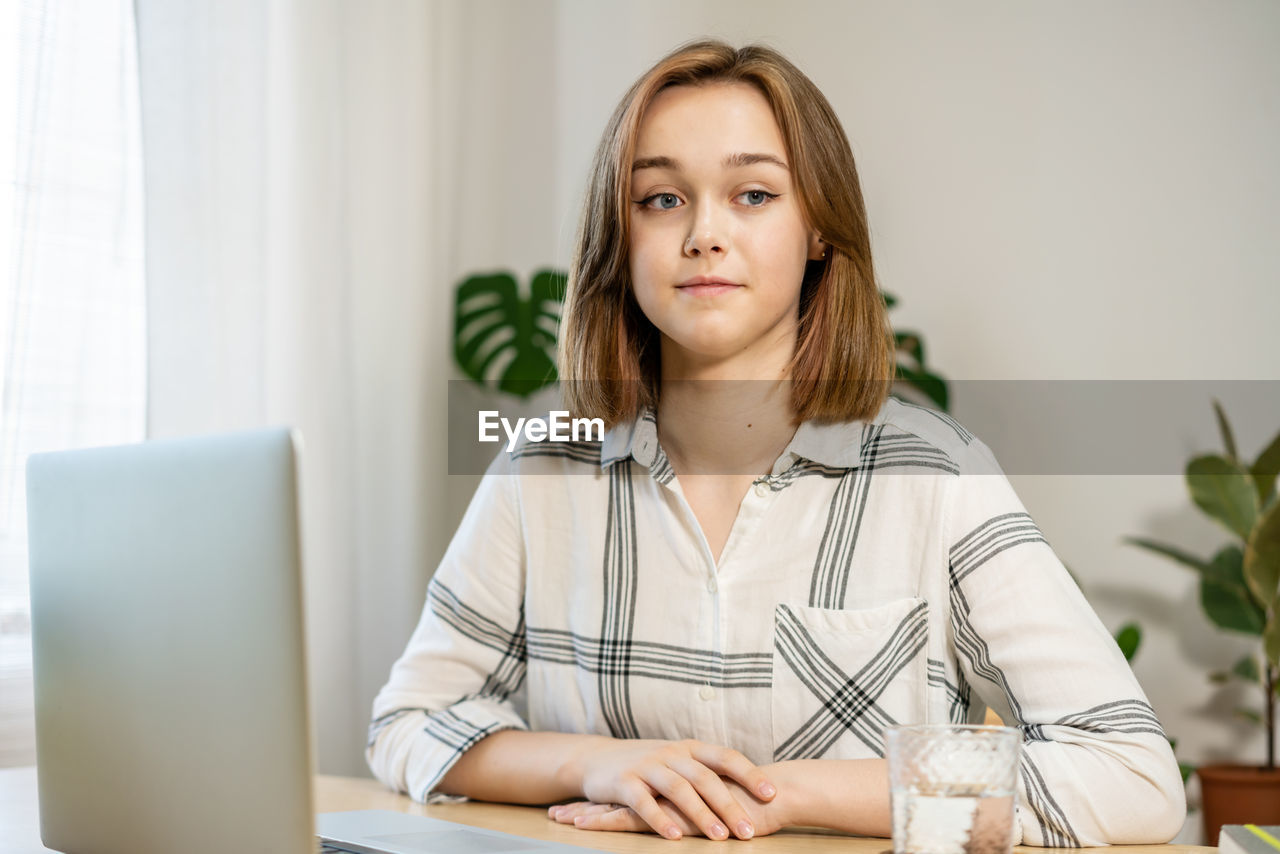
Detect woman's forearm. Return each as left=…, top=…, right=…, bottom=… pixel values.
left=771, top=758, right=891, bottom=837
left=436, top=729, right=613, bottom=804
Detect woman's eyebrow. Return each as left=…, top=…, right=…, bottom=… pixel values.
left=631, top=152, right=790, bottom=172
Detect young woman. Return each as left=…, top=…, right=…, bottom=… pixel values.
left=367, top=40, right=1185, bottom=845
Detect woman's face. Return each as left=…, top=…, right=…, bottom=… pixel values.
left=628, top=81, right=822, bottom=377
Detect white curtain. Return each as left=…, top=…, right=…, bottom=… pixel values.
left=135, top=0, right=571, bottom=776
left=132, top=0, right=503, bottom=775
left=0, top=0, right=146, bottom=767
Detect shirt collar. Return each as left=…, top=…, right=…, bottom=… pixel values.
left=600, top=407, right=661, bottom=469
left=783, top=417, right=875, bottom=469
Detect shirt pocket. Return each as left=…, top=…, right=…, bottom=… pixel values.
left=771, top=597, right=929, bottom=762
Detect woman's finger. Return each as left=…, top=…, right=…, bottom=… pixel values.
left=687, top=741, right=777, bottom=801
left=617, top=781, right=685, bottom=840
left=549, top=801, right=614, bottom=824
left=575, top=801, right=697, bottom=836
left=644, top=765, right=732, bottom=841
left=572, top=806, right=648, bottom=833
left=666, top=754, right=755, bottom=839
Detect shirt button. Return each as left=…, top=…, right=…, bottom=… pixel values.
left=698, top=685, right=715, bottom=701
left=753, top=482, right=769, bottom=498
left=706, top=577, right=718, bottom=594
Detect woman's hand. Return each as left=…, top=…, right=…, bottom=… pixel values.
left=549, top=771, right=789, bottom=839
left=562, top=738, right=777, bottom=840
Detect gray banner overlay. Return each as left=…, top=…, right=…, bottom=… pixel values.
left=447, top=380, right=1280, bottom=476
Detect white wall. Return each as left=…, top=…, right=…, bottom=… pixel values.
left=435, top=0, right=1279, bottom=815
left=128, top=0, right=1277, bottom=808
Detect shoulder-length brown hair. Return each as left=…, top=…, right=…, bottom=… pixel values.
left=558, top=39, right=893, bottom=427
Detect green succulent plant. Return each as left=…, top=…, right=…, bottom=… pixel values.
left=1126, top=400, right=1280, bottom=770
left=453, top=272, right=950, bottom=410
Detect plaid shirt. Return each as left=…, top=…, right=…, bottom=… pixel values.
left=367, top=398, right=1185, bottom=846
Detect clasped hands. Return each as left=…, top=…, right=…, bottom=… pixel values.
left=548, top=737, right=788, bottom=841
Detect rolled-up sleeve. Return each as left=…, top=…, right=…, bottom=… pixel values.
left=946, top=439, right=1186, bottom=846
left=365, top=451, right=529, bottom=802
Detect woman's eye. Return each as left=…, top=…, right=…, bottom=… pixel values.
left=639, top=193, right=682, bottom=210
left=738, top=190, right=778, bottom=207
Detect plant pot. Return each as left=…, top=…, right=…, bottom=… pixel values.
left=1197, top=764, right=1280, bottom=844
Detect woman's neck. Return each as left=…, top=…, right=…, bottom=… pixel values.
left=656, top=342, right=798, bottom=477
left=657, top=382, right=796, bottom=477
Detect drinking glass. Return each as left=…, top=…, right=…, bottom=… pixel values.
left=886, top=724, right=1021, bottom=854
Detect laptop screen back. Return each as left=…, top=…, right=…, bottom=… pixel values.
left=25, top=428, right=315, bottom=854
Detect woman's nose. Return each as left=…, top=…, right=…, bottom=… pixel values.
left=683, top=205, right=729, bottom=258
left=683, top=233, right=724, bottom=257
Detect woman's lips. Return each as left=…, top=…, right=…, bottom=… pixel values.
left=677, top=277, right=743, bottom=297
left=677, top=283, right=742, bottom=297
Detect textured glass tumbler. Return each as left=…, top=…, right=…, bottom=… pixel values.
left=886, top=725, right=1021, bottom=854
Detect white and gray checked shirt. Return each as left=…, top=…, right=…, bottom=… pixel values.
left=367, top=397, right=1185, bottom=846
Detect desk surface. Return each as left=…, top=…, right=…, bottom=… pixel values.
left=0, top=766, right=1213, bottom=854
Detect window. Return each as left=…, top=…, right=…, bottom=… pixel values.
left=0, top=0, right=145, bottom=766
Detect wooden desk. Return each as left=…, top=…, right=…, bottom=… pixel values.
left=0, top=766, right=1214, bottom=854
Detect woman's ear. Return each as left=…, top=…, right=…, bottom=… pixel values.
left=808, top=234, right=827, bottom=261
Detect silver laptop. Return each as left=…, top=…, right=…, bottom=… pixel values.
left=26, top=428, right=603, bottom=854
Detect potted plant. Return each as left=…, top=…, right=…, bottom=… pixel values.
left=1126, top=400, right=1280, bottom=841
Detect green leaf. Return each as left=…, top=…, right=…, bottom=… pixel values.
left=881, top=290, right=898, bottom=309
left=894, top=331, right=925, bottom=367
left=1200, top=545, right=1266, bottom=634
left=1212, top=399, right=1239, bottom=463
left=1249, top=428, right=1280, bottom=507
left=454, top=269, right=565, bottom=398
left=1244, top=499, right=1280, bottom=610
left=1209, top=671, right=1231, bottom=684
left=1204, top=544, right=1246, bottom=585
left=893, top=364, right=949, bottom=412
left=1232, top=655, right=1261, bottom=683
left=533, top=268, right=568, bottom=301
left=1114, top=622, right=1141, bottom=662
left=1202, top=578, right=1266, bottom=635
left=1123, top=536, right=1212, bottom=573
left=1186, top=455, right=1259, bottom=540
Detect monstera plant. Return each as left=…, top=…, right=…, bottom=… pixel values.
left=454, top=269, right=567, bottom=397
left=453, top=270, right=949, bottom=409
